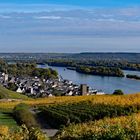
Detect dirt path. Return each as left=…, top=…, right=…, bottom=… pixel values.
left=30, top=108, right=58, bottom=137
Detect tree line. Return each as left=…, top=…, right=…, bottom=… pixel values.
left=47, top=60, right=124, bottom=77
left=0, top=60, right=58, bottom=79
left=126, top=74, right=140, bottom=80
left=76, top=65, right=124, bottom=77
left=46, top=59, right=140, bottom=71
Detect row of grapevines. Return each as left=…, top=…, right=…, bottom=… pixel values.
left=40, top=101, right=140, bottom=128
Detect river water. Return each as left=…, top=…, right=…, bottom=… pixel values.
left=38, top=64, right=140, bottom=94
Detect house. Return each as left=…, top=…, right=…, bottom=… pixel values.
left=4, top=74, right=9, bottom=82
left=16, top=87, right=23, bottom=93
left=66, top=90, right=73, bottom=96
left=48, top=94, right=53, bottom=97
left=96, top=91, right=105, bottom=95
left=30, top=87, right=34, bottom=94
left=9, top=77, right=15, bottom=83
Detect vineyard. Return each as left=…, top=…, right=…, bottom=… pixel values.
left=39, top=100, right=140, bottom=128
left=35, top=94, right=140, bottom=139
left=1, top=94, right=140, bottom=139
left=55, top=113, right=140, bottom=140
left=1, top=93, right=140, bottom=109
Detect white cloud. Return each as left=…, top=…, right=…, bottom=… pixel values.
left=33, top=16, right=62, bottom=20
left=0, top=15, right=11, bottom=19
left=96, top=18, right=125, bottom=23
left=1, top=7, right=140, bottom=38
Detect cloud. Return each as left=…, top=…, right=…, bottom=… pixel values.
left=0, top=15, right=11, bottom=19
left=0, top=6, right=140, bottom=38
left=95, top=18, right=125, bottom=22
left=0, top=5, right=140, bottom=52
left=33, top=16, right=62, bottom=20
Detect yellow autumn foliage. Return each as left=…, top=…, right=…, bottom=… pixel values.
left=55, top=113, right=140, bottom=140
left=0, top=126, right=9, bottom=136
left=1, top=93, right=140, bottom=109
left=0, top=125, right=48, bottom=140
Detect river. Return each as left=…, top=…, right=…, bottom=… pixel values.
left=38, top=64, right=140, bottom=94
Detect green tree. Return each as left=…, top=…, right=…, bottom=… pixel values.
left=8, top=83, right=17, bottom=91
left=113, top=90, right=124, bottom=95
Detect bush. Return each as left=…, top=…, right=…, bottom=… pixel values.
left=113, top=89, right=124, bottom=95
left=13, top=103, right=38, bottom=128
left=7, top=83, right=17, bottom=91
left=29, top=127, right=49, bottom=140
left=0, top=125, right=49, bottom=140
left=0, top=93, right=7, bottom=99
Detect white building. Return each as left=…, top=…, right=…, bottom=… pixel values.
left=96, top=91, right=105, bottom=95
left=66, top=91, right=73, bottom=96
left=16, top=87, right=23, bottom=93
left=4, top=74, right=9, bottom=82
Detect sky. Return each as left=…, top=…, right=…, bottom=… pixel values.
left=0, top=0, right=140, bottom=53
left=0, top=0, right=140, bottom=7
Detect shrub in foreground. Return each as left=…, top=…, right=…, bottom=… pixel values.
left=0, top=125, right=49, bottom=140
left=13, top=103, right=37, bottom=128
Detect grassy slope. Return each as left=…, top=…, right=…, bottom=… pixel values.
left=0, top=109, right=17, bottom=127
left=0, top=86, right=28, bottom=127
left=0, top=85, right=28, bottom=100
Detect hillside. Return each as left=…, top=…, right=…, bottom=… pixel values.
left=0, top=93, right=140, bottom=109
left=0, top=85, right=28, bottom=100
left=55, top=113, right=140, bottom=140
left=1, top=94, right=140, bottom=139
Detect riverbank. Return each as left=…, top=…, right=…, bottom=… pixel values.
left=48, top=64, right=124, bottom=77
left=126, top=74, right=140, bottom=80
left=38, top=64, right=140, bottom=94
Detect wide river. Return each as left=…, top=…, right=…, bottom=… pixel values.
left=38, top=64, right=140, bottom=94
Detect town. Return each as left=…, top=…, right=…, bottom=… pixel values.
left=0, top=72, right=105, bottom=98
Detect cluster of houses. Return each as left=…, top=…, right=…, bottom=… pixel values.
left=0, top=72, right=105, bottom=98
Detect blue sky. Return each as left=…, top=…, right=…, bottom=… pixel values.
left=0, top=0, right=140, bottom=7
left=0, top=1, right=140, bottom=52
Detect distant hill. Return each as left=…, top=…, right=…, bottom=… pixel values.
left=0, top=85, right=28, bottom=100
left=0, top=53, right=140, bottom=63
left=72, top=52, right=140, bottom=62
